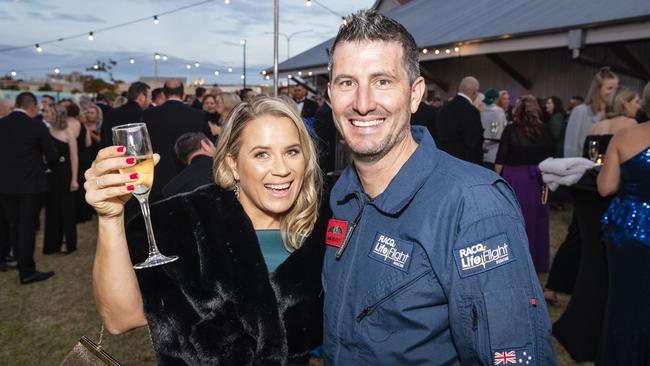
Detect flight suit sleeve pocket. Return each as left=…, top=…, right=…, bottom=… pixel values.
left=483, top=288, right=533, bottom=350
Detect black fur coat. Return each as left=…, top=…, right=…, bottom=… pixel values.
left=125, top=184, right=330, bottom=365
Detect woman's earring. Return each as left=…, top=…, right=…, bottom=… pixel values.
left=234, top=184, right=240, bottom=200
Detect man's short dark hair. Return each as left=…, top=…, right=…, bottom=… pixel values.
left=195, top=87, right=206, bottom=99
left=174, top=132, right=210, bottom=165
left=66, top=103, right=80, bottom=118
left=152, top=88, right=164, bottom=101
left=42, top=94, right=55, bottom=103
left=571, top=96, right=585, bottom=102
left=239, top=88, right=253, bottom=100
left=127, top=82, right=150, bottom=102
left=329, top=10, right=420, bottom=84
left=164, top=79, right=184, bottom=98
left=15, top=92, right=37, bottom=109
left=96, top=93, right=108, bottom=102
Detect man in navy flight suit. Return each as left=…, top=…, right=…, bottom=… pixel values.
left=322, top=10, right=556, bottom=365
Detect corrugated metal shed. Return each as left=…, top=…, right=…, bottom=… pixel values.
left=275, top=0, right=650, bottom=73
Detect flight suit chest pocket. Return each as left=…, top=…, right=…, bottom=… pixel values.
left=483, top=288, right=534, bottom=349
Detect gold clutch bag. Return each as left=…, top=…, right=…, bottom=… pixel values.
left=60, top=326, right=122, bottom=366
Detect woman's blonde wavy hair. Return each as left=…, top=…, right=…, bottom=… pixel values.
left=213, top=96, right=322, bottom=250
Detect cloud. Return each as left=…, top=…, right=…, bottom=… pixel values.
left=52, top=12, right=105, bottom=23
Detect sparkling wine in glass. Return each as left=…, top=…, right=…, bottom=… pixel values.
left=112, top=123, right=178, bottom=269
left=588, top=140, right=599, bottom=162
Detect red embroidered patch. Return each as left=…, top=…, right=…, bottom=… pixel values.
left=325, top=219, right=348, bottom=248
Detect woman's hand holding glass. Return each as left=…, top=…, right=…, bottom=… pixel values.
left=84, top=146, right=160, bottom=219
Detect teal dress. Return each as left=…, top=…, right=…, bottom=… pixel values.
left=256, top=230, right=290, bottom=272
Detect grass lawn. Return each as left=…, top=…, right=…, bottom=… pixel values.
left=0, top=207, right=591, bottom=365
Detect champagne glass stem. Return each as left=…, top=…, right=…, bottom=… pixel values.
left=136, top=196, right=162, bottom=258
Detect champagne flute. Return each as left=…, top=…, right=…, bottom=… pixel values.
left=588, top=140, right=599, bottom=162
left=112, top=123, right=178, bottom=269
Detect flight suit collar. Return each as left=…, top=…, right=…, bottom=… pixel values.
left=332, top=126, right=439, bottom=215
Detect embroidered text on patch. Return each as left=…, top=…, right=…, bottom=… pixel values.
left=368, top=232, right=413, bottom=273
left=453, top=233, right=515, bottom=278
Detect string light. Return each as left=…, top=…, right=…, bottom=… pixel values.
left=305, top=0, right=312, bottom=6
left=54, top=68, right=60, bottom=74
left=298, top=71, right=302, bottom=76
left=261, top=70, right=267, bottom=75
left=129, top=58, right=135, bottom=64
left=265, top=75, right=270, bottom=80
left=35, top=44, right=42, bottom=52
left=194, top=62, right=200, bottom=68
left=186, top=64, right=192, bottom=69
left=308, top=71, right=312, bottom=76
left=422, top=48, right=428, bottom=54
left=240, top=74, right=245, bottom=79
left=153, top=15, right=159, bottom=25
left=224, top=0, right=230, bottom=3
left=10, top=70, right=16, bottom=77
left=434, top=49, right=440, bottom=55
left=162, top=55, right=168, bottom=61
left=288, top=74, right=293, bottom=79
left=445, top=49, right=451, bottom=54
left=88, top=32, right=94, bottom=41
left=227, top=67, right=233, bottom=72
left=454, top=46, right=460, bottom=52
left=154, top=53, right=161, bottom=60
left=93, top=64, right=99, bottom=70
left=214, top=71, right=219, bottom=75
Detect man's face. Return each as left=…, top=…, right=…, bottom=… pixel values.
left=41, top=97, right=53, bottom=110
left=328, top=40, right=422, bottom=161
left=292, top=86, right=306, bottom=101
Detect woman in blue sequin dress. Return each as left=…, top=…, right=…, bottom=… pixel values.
left=597, top=122, right=650, bottom=365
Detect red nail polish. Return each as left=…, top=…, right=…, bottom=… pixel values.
left=116, top=146, right=125, bottom=153
left=126, top=185, right=135, bottom=191
left=129, top=173, right=139, bottom=179
left=126, top=157, right=135, bottom=165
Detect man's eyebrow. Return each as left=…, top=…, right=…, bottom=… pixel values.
left=332, top=74, right=355, bottom=83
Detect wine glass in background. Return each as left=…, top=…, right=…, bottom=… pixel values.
left=588, top=140, right=599, bottom=163
left=112, top=123, right=178, bottom=269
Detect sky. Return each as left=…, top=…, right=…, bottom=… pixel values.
left=0, top=0, right=376, bottom=85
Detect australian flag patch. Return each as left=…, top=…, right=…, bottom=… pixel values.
left=453, top=233, right=515, bottom=278
left=493, top=345, right=535, bottom=365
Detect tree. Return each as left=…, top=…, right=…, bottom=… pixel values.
left=38, top=83, right=53, bottom=91
left=86, top=59, right=118, bottom=82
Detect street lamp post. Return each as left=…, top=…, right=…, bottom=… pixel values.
left=273, top=0, right=279, bottom=97
left=154, top=52, right=161, bottom=86
left=241, top=39, right=247, bottom=89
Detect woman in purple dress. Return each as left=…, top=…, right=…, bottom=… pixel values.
left=495, top=95, right=555, bottom=272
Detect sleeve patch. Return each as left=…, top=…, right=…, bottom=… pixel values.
left=493, top=345, right=535, bottom=365
left=453, top=233, right=515, bottom=278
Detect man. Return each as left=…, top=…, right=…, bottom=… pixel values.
left=94, top=93, right=113, bottom=117
left=101, top=82, right=150, bottom=148
left=292, top=85, right=318, bottom=120
left=498, top=90, right=513, bottom=121
left=566, top=95, right=584, bottom=117
left=0, top=98, right=13, bottom=118
left=162, top=132, right=215, bottom=198
left=151, top=88, right=166, bottom=108
left=142, top=79, right=211, bottom=201
left=323, top=10, right=555, bottom=365
left=313, top=92, right=338, bottom=176
left=239, top=88, right=256, bottom=103
left=0, top=92, right=58, bottom=284
left=410, top=87, right=439, bottom=141
left=436, top=76, right=484, bottom=165
left=191, top=86, right=206, bottom=110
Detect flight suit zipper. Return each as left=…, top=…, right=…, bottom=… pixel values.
left=356, top=270, right=432, bottom=322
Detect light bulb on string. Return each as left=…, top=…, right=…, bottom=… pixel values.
left=228, top=67, right=233, bottom=72
left=445, top=49, right=451, bottom=54
left=422, top=48, right=428, bottom=54
left=186, top=64, right=192, bottom=69
left=214, top=71, right=219, bottom=76
left=162, top=55, right=168, bottom=61
left=224, top=0, right=230, bottom=4
left=305, top=0, right=312, bottom=6
left=298, top=71, right=302, bottom=76
left=434, top=49, right=440, bottom=55
left=88, top=32, right=95, bottom=41
left=129, top=58, right=135, bottom=64
left=261, top=70, right=267, bottom=75
left=54, top=68, right=60, bottom=74
left=288, top=74, right=293, bottom=79
left=308, top=71, right=312, bottom=76
left=10, top=70, right=17, bottom=77
left=240, top=74, right=245, bottom=79
left=153, top=15, right=159, bottom=25
left=194, top=62, right=200, bottom=68
left=154, top=53, right=161, bottom=60
left=35, top=44, right=42, bottom=52
left=93, top=64, right=99, bottom=70
left=454, top=47, right=460, bottom=52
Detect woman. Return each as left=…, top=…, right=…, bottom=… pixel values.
left=85, top=97, right=327, bottom=365
left=564, top=67, right=619, bottom=158
left=495, top=95, right=555, bottom=272
left=78, top=104, right=103, bottom=222
left=583, top=87, right=640, bottom=158
left=202, top=94, right=221, bottom=139
left=66, top=103, right=92, bottom=224
left=544, top=96, right=567, bottom=158
left=597, top=122, right=650, bottom=365
left=43, top=105, right=79, bottom=254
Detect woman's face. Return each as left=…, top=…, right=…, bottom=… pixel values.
left=623, top=95, right=641, bottom=118
left=42, top=106, right=53, bottom=122
left=203, top=97, right=217, bottom=113
left=600, top=78, right=619, bottom=104
left=86, top=108, right=98, bottom=123
left=545, top=98, right=554, bottom=114
left=228, top=115, right=305, bottom=227
left=215, top=96, right=224, bottom=114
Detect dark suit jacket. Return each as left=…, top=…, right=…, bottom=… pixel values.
left=411, top=102, right=439, bottom=141
left=190, top=98, right=203, bottom=110
left=161, top=155, right=214, bottom=198
left=142, top=100, right=210, bottom=199
left=300, top=99, right=319, bottom=120
left=435, top=95, right=484, bottom=164
left=101, top=101, right=143, bottom=148
left=0, top=111, right=58, bottom=194
left=313, top=103, right=337, bottom=174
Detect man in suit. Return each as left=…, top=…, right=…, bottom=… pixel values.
left=191, top=86, right=206, bottom=110
left=143, top=79, right=211, bottom=201
left=313, top=94, right=338, bottom=176
left=411, top=89, right=439, bottom=141
left=151, top=88, right=166, bottom=108
left=162, top=132, right=215, bottom=198
left=435, top=76, right=484, bottom=164
left=293, top=85, right=319, bottom=120
left=94, top=93, right=113, bottom=119
left=0, top=92, right=58, bottom=284
left=100, top=82, right=150, bottom=148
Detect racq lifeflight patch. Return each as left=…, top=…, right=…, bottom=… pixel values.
left=453, top=233, right=515, bottom=278
left=368, top=232, right=413, bottom=273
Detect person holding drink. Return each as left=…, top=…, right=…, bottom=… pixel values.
left=85, top=97, right=328, bottom=365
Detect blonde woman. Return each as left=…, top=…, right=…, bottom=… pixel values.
left=85, top=97, right=328, bottom=365
left=208, top=92, right=241, bottom=139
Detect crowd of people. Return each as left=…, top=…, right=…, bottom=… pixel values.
left=1, top=9, right=649, bottom=366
